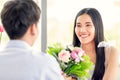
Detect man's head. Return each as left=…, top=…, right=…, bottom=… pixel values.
left=1, top=0, right=41, bottom=45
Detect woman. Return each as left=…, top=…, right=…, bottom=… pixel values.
left=72, top=8, right=119, bottom=80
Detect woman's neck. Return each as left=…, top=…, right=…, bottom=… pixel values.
left=81, top=41, right=96, bottom=64
left=81, top=41, right=95, bottom=53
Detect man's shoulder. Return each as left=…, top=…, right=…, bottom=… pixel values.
left=32, top=50, right=53, bottom=58
left=32, top=51, right=57, bottom=64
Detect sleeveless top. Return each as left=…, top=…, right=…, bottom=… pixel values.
left=78, top=41, right=115, bottom=80
left=98, top=41, right=115, bottom=69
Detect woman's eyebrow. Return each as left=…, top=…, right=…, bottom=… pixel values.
left=76, top=22, right=81, bottom=24
left=85, top=22, right=91, bottom=24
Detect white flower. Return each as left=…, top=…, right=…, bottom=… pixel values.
left=75, top=57, right=80, bottom=63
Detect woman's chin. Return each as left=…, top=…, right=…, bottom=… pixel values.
left=80, top=40, right=89, bottom=45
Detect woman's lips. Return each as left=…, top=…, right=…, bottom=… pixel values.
left=80, top=34, right=89, bottom=38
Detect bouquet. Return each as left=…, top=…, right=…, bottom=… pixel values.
left=47, top=43, right=93, bottom=80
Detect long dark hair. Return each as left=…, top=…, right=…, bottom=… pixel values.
left=72, top=8, right=105, bottom=80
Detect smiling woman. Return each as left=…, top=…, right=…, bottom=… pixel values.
left=75, top=14, right=95, bottom=46
left=47, top=1, right=120, bottom=62
left=72, top=8, right=119, bottom=80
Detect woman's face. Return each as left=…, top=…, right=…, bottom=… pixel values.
left=75, top=14, right=95, bottom=45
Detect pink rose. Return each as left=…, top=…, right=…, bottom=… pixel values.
left=78, top=51, right=84, bottom=57
left=73, top=47, right=84, bottom=54
left=58, top=50, right=70, bottom=63
left=71, top=48, right=85, bottom=62
left=71, top=51, right=78, bottom=60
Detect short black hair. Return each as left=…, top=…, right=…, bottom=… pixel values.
left=1, top=0, right=41, bottom=39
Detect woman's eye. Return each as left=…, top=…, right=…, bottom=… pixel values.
left=86, top=24, right=91, bottom=27
left=76, top=25, right=81, bottom=27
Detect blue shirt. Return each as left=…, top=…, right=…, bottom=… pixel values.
left=0, top=40, right=64, bottom=80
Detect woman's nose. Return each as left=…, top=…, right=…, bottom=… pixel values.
left=80, top=27, right=86, bottom=32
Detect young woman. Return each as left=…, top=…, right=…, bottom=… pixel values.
left=72, top=8, right=119, bottom=80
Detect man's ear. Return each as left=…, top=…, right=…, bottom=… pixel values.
left=30, top=24, right=38, bottom=35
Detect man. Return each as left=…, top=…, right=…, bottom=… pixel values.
left=0, top=0, right=64, bottom=80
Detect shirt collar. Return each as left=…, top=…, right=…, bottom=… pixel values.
left=5, top=40, right=32, bottom=50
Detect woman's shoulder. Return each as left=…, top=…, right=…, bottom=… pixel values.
left=98, top=41, right=118, bottom=54
left=103, top=41, right=119, bottom=57
left=105, top=45, right=119, bottom=61
left=98, top=41, right=119, bottom=66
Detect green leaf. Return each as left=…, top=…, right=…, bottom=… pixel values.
left=46, top=43, right=94, bottom=80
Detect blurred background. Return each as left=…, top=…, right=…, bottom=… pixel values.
left=0, top=0, right=120, bottom=51
left=47, top=0, right=120, bottom=47
left=0, top=0, right=120, bottom=79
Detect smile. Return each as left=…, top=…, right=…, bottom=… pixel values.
left=80, top=34, right=89, bottom=38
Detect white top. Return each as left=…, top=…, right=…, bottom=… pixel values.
left=0, top=40, right=64, bottom=80
left=98, top=41, right=115, bottom=68
left=87, top=41, right=114, bottom=80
